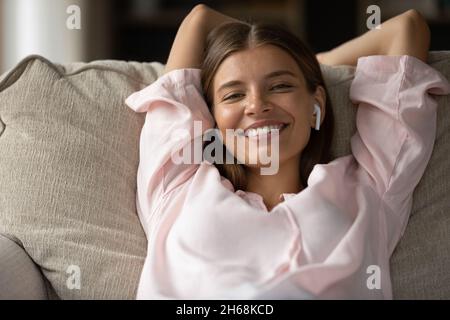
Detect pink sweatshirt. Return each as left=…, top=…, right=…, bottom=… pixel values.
left=125, top=55, right=450, bottom=299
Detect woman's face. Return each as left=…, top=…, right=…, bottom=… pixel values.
left=211, top=44, right=325, bottom=171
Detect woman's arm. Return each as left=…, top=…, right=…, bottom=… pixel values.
left=316, top=9, right=430, bottom=66
left=163, top=4, right=241, bottom=74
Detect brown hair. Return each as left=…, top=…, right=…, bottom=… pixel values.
left=201, top=22, right=334, bottom=191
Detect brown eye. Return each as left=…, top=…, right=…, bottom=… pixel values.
left=224, top=93, right=244, bottom=101
left=271, top=84, right=292, bottom=90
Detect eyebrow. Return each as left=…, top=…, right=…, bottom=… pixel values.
left=217, top=70, right=297, bottom=93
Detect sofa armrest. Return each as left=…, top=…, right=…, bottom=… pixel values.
left=0, top=234, right=48, bottom=299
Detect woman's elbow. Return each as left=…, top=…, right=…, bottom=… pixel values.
left=388, top=9, right=431, bottom=62
left=398, top=9, right=431, bottom=61
left=178, top=3, right=213, bottom=35
left=187, top=4, right=210, bottom=23
left=405, top=9, right=430, bottom=39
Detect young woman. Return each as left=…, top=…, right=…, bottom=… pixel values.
left=126, top=5, right=449, bottom=299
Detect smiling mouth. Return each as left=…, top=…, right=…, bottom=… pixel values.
left=238, top=123, right=289, bottom=138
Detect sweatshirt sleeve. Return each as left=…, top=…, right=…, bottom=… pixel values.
left=349, top=55, right=450, bottom=252
left=125, top=68, right=215, bottom=232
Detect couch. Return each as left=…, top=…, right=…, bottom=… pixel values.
left=0, top=52, right=449, bottom=299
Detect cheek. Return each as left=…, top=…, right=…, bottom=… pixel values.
left=213, top=107, right=241, bottom=152
left=290, top=107, right=312, bottom=142
left=214, top=105, right=242, bottom=131
left=283, top=95, right=311, bottom=124
left=282, top=102, right=312, bottom=151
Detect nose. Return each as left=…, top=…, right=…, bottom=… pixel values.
left=244, top=91, right=272, bottom=115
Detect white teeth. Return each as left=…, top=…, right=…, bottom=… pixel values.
left=245, top=124, right=284, bottom=137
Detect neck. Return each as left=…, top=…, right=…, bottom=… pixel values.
left=245, top=156, right=303, bottom=211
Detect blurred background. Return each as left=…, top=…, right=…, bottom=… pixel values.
left=1, top=0, right=449, bottom=73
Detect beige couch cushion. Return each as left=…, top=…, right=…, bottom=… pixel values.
left=0, top=55, right=163, bottom=299
left=0, top=52, right=448, bottom=299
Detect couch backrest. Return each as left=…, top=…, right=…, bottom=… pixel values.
left=0, top=52, right=449, bottom=299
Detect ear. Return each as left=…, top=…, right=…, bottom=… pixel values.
left=311, top=85, right=326, bottom=129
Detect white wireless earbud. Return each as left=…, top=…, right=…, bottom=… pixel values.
left=313, top=104, right=321, bottom=131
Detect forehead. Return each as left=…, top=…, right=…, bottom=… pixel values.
left=213, top=44, right=303, bottom=89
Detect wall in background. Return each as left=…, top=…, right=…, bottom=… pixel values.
left=1, top=0, right=449, bottom=73
left=110, top=0, right=306, bottom=64
left=0, top=0, right=112, bottom=73
left=307, top=0, right=450, bottom=53
left=305, top=0, right=358, bottom=53
left=355, top=0, right=450, bottom=51
left=111, top=0, right=450, bottom=64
